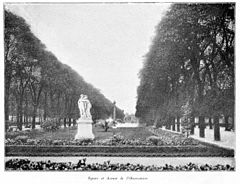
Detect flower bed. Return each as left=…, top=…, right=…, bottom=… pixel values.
left=5, top=127, right=234, bottom=157
left=5, top=159, right=234, bottom=171
left=5, top=132, right=201, bottom=146
left=5, top=134, right=154, bottom=146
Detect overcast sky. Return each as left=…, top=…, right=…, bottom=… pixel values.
left=6, top=3, right=171, bottom=114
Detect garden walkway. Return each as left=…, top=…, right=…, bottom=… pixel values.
left=161, top=126, right=235, bottom=150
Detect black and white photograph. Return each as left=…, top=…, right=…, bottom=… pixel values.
left=2, top=0, right=238, bottom=182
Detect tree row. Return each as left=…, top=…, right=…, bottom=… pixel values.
left=136, top=3, right=234, bottom=140
left=5, top=10, right=124, bottom=130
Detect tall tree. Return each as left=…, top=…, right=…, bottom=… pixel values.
left=136, top=3, right=234, bottom=139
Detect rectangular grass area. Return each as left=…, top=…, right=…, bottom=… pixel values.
left=5, top=126, right=155, bottom=141
left=5, top=126, right=234, bottom=157
left=5, top=145, right=234, bottom=157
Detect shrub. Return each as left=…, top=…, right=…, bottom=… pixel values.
left=5, top=131, right=21, bottom=139
left=146, top=136, right=162, bottom=145
left=26, top=139, right=36, bottom=145
left=76, top=139, right=94, bottom=145
left=182, top=138, right=199, bottom=145
left=5, top=138, right=16, bottom=145
left=112, top=134, right=124, bottom=142
left=5, top=159, right=235, bottom=171
left=41, top=119, right=60, bottom=132
left=15, top=135, right=28, bottom=144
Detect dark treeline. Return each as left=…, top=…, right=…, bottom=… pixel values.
left=5, top=10, right=124, bottom=130
left=135, top=3, right=234, bottom=140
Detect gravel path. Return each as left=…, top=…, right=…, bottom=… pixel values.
left=161, top=126, right=235, bottom=150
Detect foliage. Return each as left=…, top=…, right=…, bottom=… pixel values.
left=136, top=3, right=235, bottom=129
left=41, top=119, right=61, bottom=132
left=181, top=101, right=192, bottom=137
left=4, top=9, right=124, bottom=129
left=5, top=127, right=201, bottom=146
left=14, top=135, right=29, bottom=143
left=146, top=136, right=164, bottom=146
left=6, top=159, right=234, bottom=171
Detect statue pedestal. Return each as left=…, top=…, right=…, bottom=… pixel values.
left=75, top=118, right=95, bottom=140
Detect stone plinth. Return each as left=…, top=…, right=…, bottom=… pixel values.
left=75, top=118, right=95, bottom=140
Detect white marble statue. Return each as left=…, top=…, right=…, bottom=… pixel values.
left=75, top=94, right=94, bottom=140
left=78, top=94, right=92, bottom=119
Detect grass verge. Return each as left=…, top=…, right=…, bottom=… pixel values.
left=5, top=145, right=234, bottom=157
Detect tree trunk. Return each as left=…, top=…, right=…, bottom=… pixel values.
left=73, top=119, right=76, bottom=126
left=18, top=109, right=23, bottom=130
left=26, top=114, right=29, bottom=125
left=171, top=117, right=175, bottom=131
left=177, top=117, right=180, bottom=132
left=196, top=77, right=205, bottom=137
left=199, top=116, right=205, bottom=138
left=11, top=112, right=14, bottom=121
left=16, top=111, right=20, bottom=128
left=32, top=105, right=37, bottom=129
left=214, top=115, right=220, bottom=141
left=5, top=97, right=9, bottom=121
left=156, top=120, right=162, bottom=128
left=209, top=117, right=213, bottom=129
left=190, top=116, right=195, bottom=135
left=24, top=96, right=29, bottom=125
left=172, top=122, right=175, bottom=131
left=68, top=118, right=72, bottom=127
left=56, top=92, right=61, bottom=120
left=43, top=92, right=48, bottom=121
left=166, top=123, right=170, bottom=130
left=16, top=103, right=22, bottom=131
left=16, top=103, right=19, bottom=122
left=64, top=118, right=67, bottom=127
left=5, top=84, right=10, bottom=121
left=18, top=93, right=25, bottom=130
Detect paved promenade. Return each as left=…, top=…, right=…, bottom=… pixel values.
left=161, top=126, right=235, bottom=150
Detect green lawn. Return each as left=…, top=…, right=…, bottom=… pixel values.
left=6, top=126, right=155, bottom=141
left=5, top=126, right=234, bottom=157
left=114, top=127, right=154, bottom=140
left=6, top=126, right=78, bottom=140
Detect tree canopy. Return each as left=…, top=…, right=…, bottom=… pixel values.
left=135, top=3, right=234, bottom=133
left=5, top=9, right=124, bottom=129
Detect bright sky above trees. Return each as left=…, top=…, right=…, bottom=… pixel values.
left=6, top=3, right=171, bottom=114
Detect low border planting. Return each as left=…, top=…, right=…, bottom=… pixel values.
left=5, top=158, right=235, bottom=171
left=5, top=144, right=234, bottom=157
left=5, top=127, right=234, bottom=157
left=5, top=133, right=202, bottom=147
